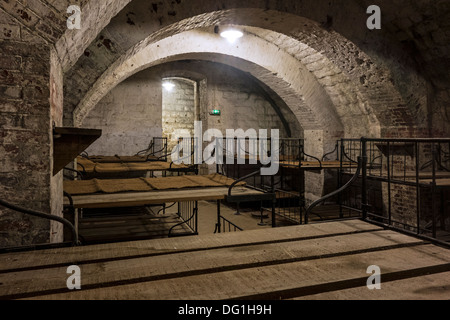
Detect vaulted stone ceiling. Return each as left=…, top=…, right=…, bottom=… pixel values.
left=1, top=0, right=449, bottom=136
left=61, top=0, right=450, bottom=136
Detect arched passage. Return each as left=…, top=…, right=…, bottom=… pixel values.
left=66, top=7, right=416, bottom=141
left=161, top=76, right=197, bottom=151
left=72, top=27, right=391, bottom=158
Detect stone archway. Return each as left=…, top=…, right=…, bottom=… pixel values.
left=66, top=7, right=417, bottom=140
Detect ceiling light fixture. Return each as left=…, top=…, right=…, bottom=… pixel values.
left=162, top=81, right=175, bottom=91
left=220, top=29, right=243, bottom=44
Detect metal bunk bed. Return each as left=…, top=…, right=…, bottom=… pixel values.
left=307, top=137, right=450, bottom=247
left=217, top=137, right=358, bottom=226
left=73, top=137, right=199, bottom=179
left=62, top=172, right=276, bottom=242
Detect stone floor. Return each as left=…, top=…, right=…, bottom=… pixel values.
left=194, top=200, right=272, bottom=235
left=1, top=219, right=449, bottom=300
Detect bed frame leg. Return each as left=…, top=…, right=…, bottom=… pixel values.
left=215, top=200, right=221, bottom=233
left=258, top=201, right=267, bottom=226
left=234, top=202, right=241, bottom=215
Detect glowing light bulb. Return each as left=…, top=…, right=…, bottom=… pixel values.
left=162, top=82, right=175, bottom=91
left=220, top=29, right=243, bottom=44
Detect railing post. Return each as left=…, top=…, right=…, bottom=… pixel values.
left=216, top=200, right=221, bottom=233
left=194, top=201, right=198, bottom=234
left=415, top=141, right=421, bottom=236
left=361, top=138, right=368, bottom=220
left=338, top=139, right=344, bottom=219
left=387, top=140, right=392, bottom=225
left=271, top=174, right=276, bottom=228
left=431, top=143, right=437, bottom=239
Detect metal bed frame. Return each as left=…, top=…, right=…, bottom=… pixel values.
left=81, top=137, right=169, bottom=162
left=60, top=172, right=276, bottom=242
left=3, top=136, right=448, bottom=251
left=72, top=137, right=199, bottom=179
left=136, top=137, right=169, bottom=161
left=217, top=137, right=348, bottom=226
left=308, top=137, right=450, bottom=247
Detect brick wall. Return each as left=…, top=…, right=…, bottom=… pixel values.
left=81, top=70, right=163, bottom=156
left=0, top=10, right=57, bottom=247
left=82, top=61, right=299, bottom=160
left=204, top=69, right=293, bottom=139
left=162, top=78, right=196, bottom=152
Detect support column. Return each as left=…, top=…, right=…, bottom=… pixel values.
left=0, top=26, right=64, bottom=247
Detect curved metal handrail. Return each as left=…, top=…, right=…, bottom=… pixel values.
left=168, top=141, right=198, bottom=164
left=0, top=198, right=80, bottom=246
left=322, top=143, right=338, bottom=161
left=341, top=148, right=359, bottom=164
left=305, top=157, right=363, bottom=224
left=168, top=206, right=198, bottom=237
left=228, top=169, right=262, bottom=197
left=300, top=145, right=322, bottom=168
left=136, top=140, right=155, bottom=156
left=80, top=151, right=89, bottom=158
left=145, top=145, right=170, bottom=161
left=169, top=145, right=213, bottom=170
left=370, top=154, right=382, bottom=166
left=76, top=162, right=87, bottom=174
left=237, top=138, right=263, bottom=157
left=157, top=202, right=176, bottom=215
left=63, top=191, right=74, bottom=208
left=63, top=167, right=86, bottom=180
left=214, top=216, right=243, bottom=234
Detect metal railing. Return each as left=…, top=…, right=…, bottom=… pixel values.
left=358, top=138, right=450, bottom=246
left=136, top=137, right=169, bottom=161
left=214, top=216, right=243, bottom=233
left=218, top=138, right=305, bottom=226
left=306, top=157, right=363, bottom=224
left=0, top=198, right=79, bottom=250
left=168, top=201, right=198, bottom=237
left=307, top=137, right=450, bottom=247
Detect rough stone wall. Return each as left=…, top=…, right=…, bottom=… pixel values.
left=162, top=78, right=196, bottom=152
left=379, top=182, right=444, bottom=234
left=0, top=9, right=56, bottom=247
left=55, top=0, right=130, bottom=72
left=370, top=0, right=450, bottom=137
left=49, top=48, right=64, bottom=243
left=63, top=0, right=450, bottom=139
left=82, top=61, right=299, bottom=160
left=82, top=71, right=163, bottom=156
left=204, top=67, right=293, bottom=139
left=0, top=0, right=83, bottom=43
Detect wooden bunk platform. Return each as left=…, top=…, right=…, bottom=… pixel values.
left=280, top=160, right=354, bottom=169
left=0, top=219, right=449, bottom=300
left=77, top=206, right=193, bottom=244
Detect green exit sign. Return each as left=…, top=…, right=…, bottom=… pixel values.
left=210, top=109, right=221, bottom=116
